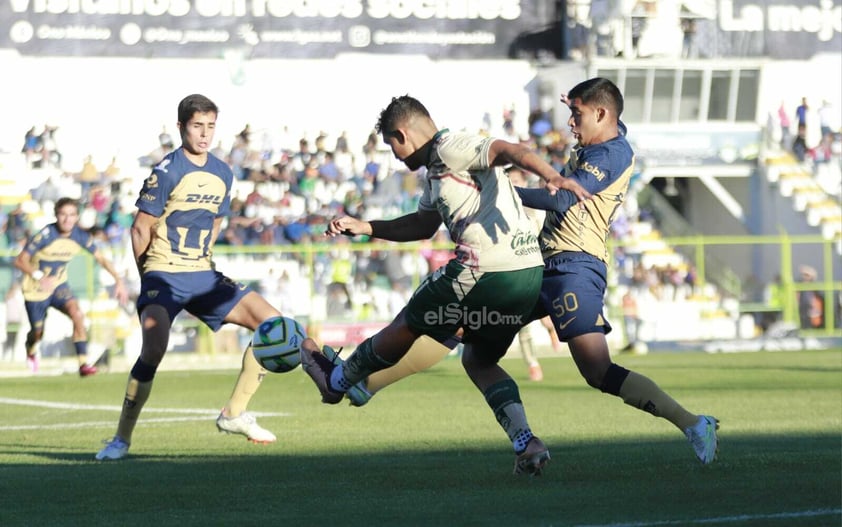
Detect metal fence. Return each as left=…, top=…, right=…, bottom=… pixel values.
left=1, top=233, right=839, bottom=356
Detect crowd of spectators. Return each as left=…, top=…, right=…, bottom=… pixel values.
left=21, top=125, right=62, bottom=170
left=2, top=108, right=752, bottom=344
left=768, top=97, right=842, bottom=196
left=1, top=110, right=576, bottom=316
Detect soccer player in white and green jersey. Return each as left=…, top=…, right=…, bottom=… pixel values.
left=301, top=94, right=590, bottom=475
left=323, top=80, right=719, bottom=468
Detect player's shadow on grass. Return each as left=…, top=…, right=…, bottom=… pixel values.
left=617, top=362, right=842, bottom=374
left=2, top=432, right=840, bottom=527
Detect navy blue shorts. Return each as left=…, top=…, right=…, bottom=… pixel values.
left=137, top=270, right=253, bottom=331
left=530, top=252, right=613, bottom=341
left=24, top=283, right=75, bottom=330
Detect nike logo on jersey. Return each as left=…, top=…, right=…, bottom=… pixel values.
left=558, top=317, right=577, bottom=330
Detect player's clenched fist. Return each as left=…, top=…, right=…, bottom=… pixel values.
left=545, top=173, right=591, bottom=201
left=326, top=216, right=372, bottom=237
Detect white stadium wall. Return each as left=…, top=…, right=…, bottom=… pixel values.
left=0, top=52, right=540, bottom=177
left=755, top=53, right=842, bottom=147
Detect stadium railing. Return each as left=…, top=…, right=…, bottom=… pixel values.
left=0, top=234, right=838, bottom=360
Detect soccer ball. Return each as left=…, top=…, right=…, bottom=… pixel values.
left=251, top=316, right=306, bottom=373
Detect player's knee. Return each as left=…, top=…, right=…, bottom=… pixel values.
left=130, top=358, right=159, bottom=382
left=583, top=373, right=603, bottom=389
left=578, top=361, right=608, bottom=389
left=461, top=345, right=501, bottom=375
left=598, top=363, right=630, bottom=395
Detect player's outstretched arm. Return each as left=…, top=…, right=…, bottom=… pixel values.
left=489, top=139, right=591, bottom=201
left=93, top=251, right=129, bottom=306
left=544, top=172, right=591, bottom=200
left=515, top=186, right=579, bottom=215
left=327, top=210, right=442, bottom=242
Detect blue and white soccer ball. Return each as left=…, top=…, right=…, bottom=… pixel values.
left=251, top=316, right=306, bottom=373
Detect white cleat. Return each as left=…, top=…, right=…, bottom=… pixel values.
left=96, top=436, right=130, bottom=461
left=685, top=415, right=719, bottom=465
left=216, top=412, right=276, bottom=444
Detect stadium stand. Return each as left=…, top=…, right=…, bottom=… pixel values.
left=765, top=153, right=842, bottom=245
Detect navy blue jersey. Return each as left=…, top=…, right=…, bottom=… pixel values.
left=517, top=122, right=634, bottom=262
left=20, top=224, right=96, bottom=302
left=520, top=123, right=633, bottom=340
left=136, top=148, right=233, bottom=274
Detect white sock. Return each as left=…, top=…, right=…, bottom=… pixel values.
left=330, top=366, right=352, bottom=393
left=513, top=429, right=535, bottom=454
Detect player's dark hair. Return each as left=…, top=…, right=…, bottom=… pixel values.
left=54, top=197, right=79, bottom=215
left=569, top=78, right=624, bottom=118
left=376, top=95, right=431, bottom=135
left=177, top=94, right=219, bottom=125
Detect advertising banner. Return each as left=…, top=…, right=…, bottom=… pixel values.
left=0, top=0, right=549, bottom=59
left=710, top=0, right=841, bottom=59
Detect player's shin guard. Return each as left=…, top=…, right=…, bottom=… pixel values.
left=225, top=344, right=265, bottom=417
left=365, top=335, right=453, bottom=393
left=484, top=379, right=533, bottom=453
left=115, top=359, right=157, bottom=443
left=343, top=337, right=396, bottom=385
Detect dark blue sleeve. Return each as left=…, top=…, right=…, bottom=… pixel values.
left=136, top=165, right=172, bottom=217
left=515, top=187, right=578, bottom=214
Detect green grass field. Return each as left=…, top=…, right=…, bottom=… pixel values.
left=0, top=350, right=840, bottom=527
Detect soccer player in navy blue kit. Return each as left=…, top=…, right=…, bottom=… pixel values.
left=14, top=197, right=129, bottom=376
left=337, top=79, right=719, bottom=468
left=97, top=94, right=306, bottom=460
left=516, top=77, right=719, bottom=465
left=302, top=95, right=591, bottom=476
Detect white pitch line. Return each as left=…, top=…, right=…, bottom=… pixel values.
left=0, top=396, right=290, bottom=416
left=0, top=397, right=214, bottom=414
left=0, top=416, right=219, bottom=431
left=575, top=508, right=842, bottom=527
left=0, top=396, right=292, bottom=432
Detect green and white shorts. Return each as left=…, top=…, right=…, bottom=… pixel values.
left=405, top=260, right=543, bottom=361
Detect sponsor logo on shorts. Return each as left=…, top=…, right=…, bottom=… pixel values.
left=423, top=303, right=523, bottom=330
